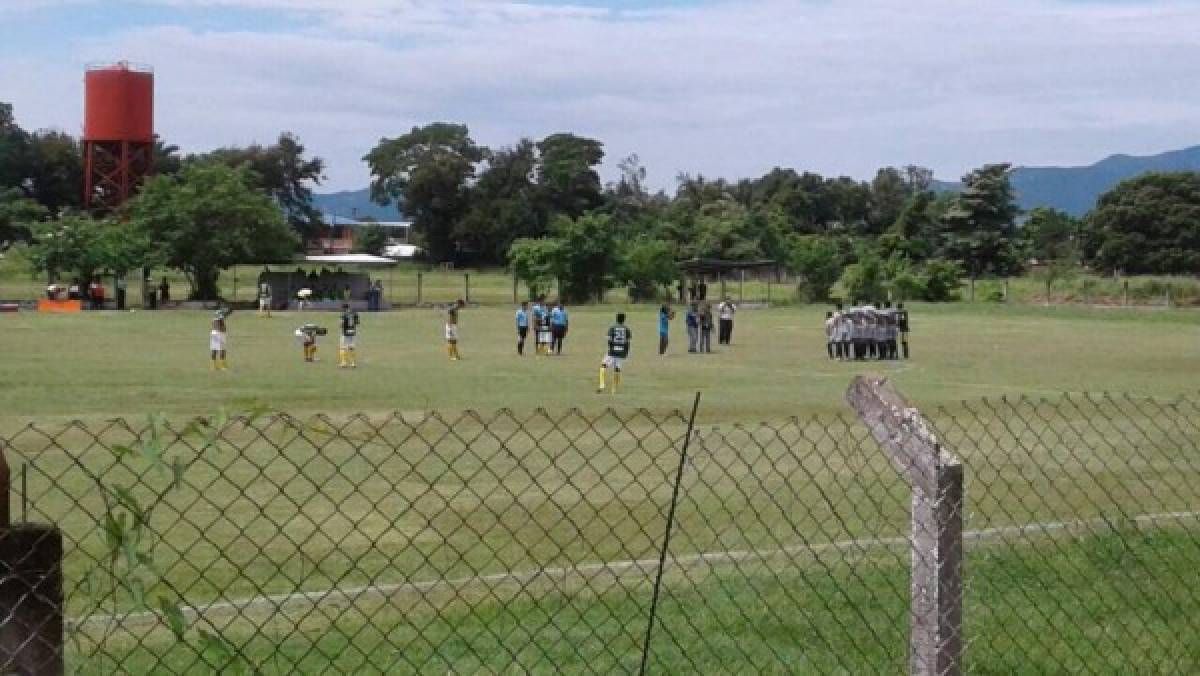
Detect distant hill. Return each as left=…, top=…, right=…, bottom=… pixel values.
left=932, top=146, right=1200, bottom=216
left=312, top=188, right=405, bottom=222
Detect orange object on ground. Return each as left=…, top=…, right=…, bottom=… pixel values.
left=37, top=299, right=82, bottom=313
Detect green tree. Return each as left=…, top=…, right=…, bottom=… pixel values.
left=458, top=139, right=542, bottom=263
left=620, top=237, right=678, bottom=302
left=691, top=200, right=760, bottom=260
left=0, top=187, right=47, bottom=249
left=835, top=249, right=886, bottom=304
left=23, top=214, right=160, bottom=283
left=789, top=235, right=845, bottom=302
left=868, top=167, right=908, bottom=234
left=197, top=132, right=325, bottom=240
left=25, top=130, right=83, bottom=213
left=364, top=123, right=484, bottom=262
left=0, top=102, right=30, bottom=190
left=508, top=237, right=561, bottom=299
left=550, top=211, right=621, bottom=302
left=536, top=133, right=604, bottom=219
left=128, top=164, right=296, bottom=299
left=1085, top=172, right=1200, bottom=274
left=937, top=163, right=1021, bottom=276
left=1022, top=207, right=1079, bottom=263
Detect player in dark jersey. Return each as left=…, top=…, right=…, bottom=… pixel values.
left=339, top=303, right=360, bottom=368
left=597, top=312, right=632, bottom=394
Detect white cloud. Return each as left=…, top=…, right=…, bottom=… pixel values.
left=2, top=0, right=1199, bottom=190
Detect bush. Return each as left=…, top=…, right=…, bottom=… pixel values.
left=921, top=259, right=962, bottom=302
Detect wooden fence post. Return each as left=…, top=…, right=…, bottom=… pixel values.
left=416, top=272, right=423, bottom=306
left=847, top=375, right=963, bottom=676
left=464, top=273, right=471, bottom=304
left=0, top=444, right=64, bottom=675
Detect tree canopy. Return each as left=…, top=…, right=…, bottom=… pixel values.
left=1085, top=172, right=1200, bottom=274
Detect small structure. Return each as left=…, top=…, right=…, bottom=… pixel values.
left=259, top=255, right=398, bottom=311
left=677, top=258, right=779, bottom=301
left=307, top=215, right=412, bottom=255
left=83, top=62, right=154, bottom=213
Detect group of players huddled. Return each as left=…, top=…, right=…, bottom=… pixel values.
left=824, top=302, right=911, bottom=361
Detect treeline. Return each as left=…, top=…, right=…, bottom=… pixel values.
left=4, top=99, right=1198, bottom=303
left=364, top=122, right=1200, bottom=304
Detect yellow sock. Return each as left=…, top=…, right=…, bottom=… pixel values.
left=211, top=359, right=218, bottom=370
left=452, top=344, right=460, bottom=359
left=598, top=367, right=607, bottom=391
left=613, top=372, right=621, bottom=393
left=447, top=343, right=455, bottom=359
left=338, top=348, right=347, bottom=366
left=348, top=349, right=356, bottom=366
left=219, top=357, right=228, bottom=370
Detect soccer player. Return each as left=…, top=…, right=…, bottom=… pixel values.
left=685, top=302, right=699, bottom=353
left=531, top=297, right=547, bottom=355
left=257, top=280, right=272, bottom=317
left=597, top=312, right=632, bottom=394
left=536, top=303, right=553, bottom=356
left=445, top=300, right=463, bottom=361
left=515, top=301, right=530, bottom=355
left=658, top=304, right=674, bottom=355
left=550, top=302, right=569, bottom=355
left=295, top=323, right=322, bottom=362
left=896, top=302, right=910, bottom=359
left=209, top=306, right=232, bottom=370
left=339, top=303, right=360, bottom=368
left=824, top=311, right=836, bottom=359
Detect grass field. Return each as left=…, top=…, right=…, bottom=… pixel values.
left=2, top=301, right=1199, bottom=426
left=3, top=302, right=1200, bottom=672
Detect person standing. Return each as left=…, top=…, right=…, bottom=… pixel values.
left=338, top=303, right=360, bottom=368
left=258, top=279, right=273, bottom=317
left=209, top=306, right=232, bottom=370
left=717, top=297, right=736, bottom=345
left=896, top=302, right=910, bottom=359
left=685, top=302, right=699, bottom=353
left=698, top=302, right=714, bottom=353
left=658, top=304, right=675, bottom=355
left=159, top=277, right=171, bottom=306
left=550, top=302, right=569, bottom=355
left=698, top=279, right=708, bottom=301
left=445, top=300, right=464, bottom=361
left=824, top=311, right=836, bottom=359
left=115, top=275, right=127, bottom=310
left=597, top=312, right=632, bottom=394
left=515, top=301, right=530, bottom=355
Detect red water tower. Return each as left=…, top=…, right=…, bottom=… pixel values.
left=83, top=62, right=154, bottom=212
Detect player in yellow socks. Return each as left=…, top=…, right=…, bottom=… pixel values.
left=445, top=300, right=464, bottom=361
left=597, top=312, right=631, bottom=394
left=209, top=307, right=232, bottom=370
left=295, top=323, right=324, bottom=362
left=339, top=303, right=360, bottom=368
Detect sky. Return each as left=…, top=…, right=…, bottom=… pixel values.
left=1, top=0, right=1198, bottom=193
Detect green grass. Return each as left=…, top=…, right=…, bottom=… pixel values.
left=3, top=302, right=1200, bottom=672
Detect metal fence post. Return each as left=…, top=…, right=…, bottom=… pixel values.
left=465, top=273, right=471, bottom=304
left=847, top=375, right=963, bottom=676
left=0, top=444, right=64, bottom=675
left=417, top=272, right=423, bottom=306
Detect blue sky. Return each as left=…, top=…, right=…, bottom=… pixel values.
left=2, top=0, right=1198, bottom=192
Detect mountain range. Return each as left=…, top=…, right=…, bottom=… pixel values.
left=314, top=145, right=1200, bottom=221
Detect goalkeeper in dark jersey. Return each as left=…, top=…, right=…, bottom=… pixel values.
left=597, top=312, right=632, bottom=394
left=338, top=303, right=360, bottom=368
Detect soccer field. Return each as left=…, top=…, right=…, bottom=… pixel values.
left=3, top=302, right=1199, bottom=426
left=5, top=303, right=1200, bottom=673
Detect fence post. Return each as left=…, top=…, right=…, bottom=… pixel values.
left=1123, top=279, right=1129, bottom=306
left=847, top=375, right=963, bottom=676
left=739, top=269, right=744, bottom=303
left=513, top=274, right=518, bottom=304
left=465, top=273, right=471, bottom=304
left=416, top=272, right=423, bottom=306
left=0, top=444, right=64, bottom=675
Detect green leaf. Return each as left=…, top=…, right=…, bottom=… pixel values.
left=158, top=597, right=188, bottom=640
left=111, top=445, right=135, bottom=459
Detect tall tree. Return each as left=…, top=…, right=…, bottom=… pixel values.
left=364, top=123, right=484, bottom=262
left=198, top=132, right=325, bottom=240
left=1085, top=171, right=1200, bottom=274
left=25, top=130, right=83, bottom=213
left=868, top=167, right=908, bottom=234
left=0, top=188, right=47, bottom=250
left=937, top=163, right=1021, bottom=276
left=536, top=133, right=604, bottom=219
left=458, top=139, right=541, bottom=263
left=0, top=102, right=30, bottom=191
left=22, top=213, right=160, bottom=283
left=128, top=164, right=296, bottom=299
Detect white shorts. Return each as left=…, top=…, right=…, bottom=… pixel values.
left=601, top=355, right=625, bottom=371
left=259, top=297, right=271, bottom=310
left=445, top=325, right=458, bottom=341
left=340, top=334, right=356, bottom=349
left=209, top=330, right=227, bottom=351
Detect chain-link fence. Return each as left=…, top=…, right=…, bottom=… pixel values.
left=1, top=384, right=1198, bottom=673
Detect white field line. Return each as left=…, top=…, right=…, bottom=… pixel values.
left=70, top=508, right=1200, bottom=631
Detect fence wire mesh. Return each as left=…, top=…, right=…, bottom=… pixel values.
left=0, top=391, right=1197, bottom=673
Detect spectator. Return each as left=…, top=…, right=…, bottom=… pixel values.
left=89, top=279, right=105, bottom=310
left=658, top=304, right=674, bottom=355
left=698, top=301, right=714, bottom=353
left=159, top=277, right=171, bottom=305
left=116, top=275, right=127, bottom=310
left=698, top=279, right=708, bottom=301
left=717, top=297, right=737, bottom=345
left=686, top=302, right=699, bottom=353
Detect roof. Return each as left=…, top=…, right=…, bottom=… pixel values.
left=325, top=214, right=412, bottom=228
left=304, top=254, right=399, bottom=266
left=384, top=244, right=421, bottom=258
left=679, top=258, right=778, bottom=273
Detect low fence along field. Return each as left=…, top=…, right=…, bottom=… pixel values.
left=1, top=384, right=1199, bottom=672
